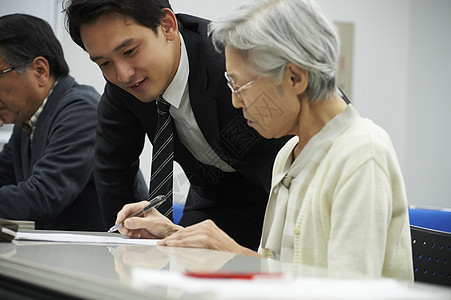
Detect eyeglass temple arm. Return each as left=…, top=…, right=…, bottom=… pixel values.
left=338, top=85, right=350, bottom=104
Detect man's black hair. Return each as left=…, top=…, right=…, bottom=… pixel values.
left=0, top=13, right=69, bottom=78
left=64, top=0, right=173, bottom=51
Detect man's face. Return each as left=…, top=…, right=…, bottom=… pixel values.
left=80, top=12, right=180, bottom=103
left=0, top=55, right=40, bottom=126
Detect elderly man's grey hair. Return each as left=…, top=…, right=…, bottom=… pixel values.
left=209, top=0, right=340, bottom=102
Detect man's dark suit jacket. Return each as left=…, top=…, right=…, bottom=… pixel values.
left=95, top=14, right=289, bottom=249
left=0, top=75, right=104, bottom=231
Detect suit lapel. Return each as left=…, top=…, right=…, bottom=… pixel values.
left=29, top=77, right=72, bottom=165
left=181, top=28, right=220, bottom=148
left=16, top=127, right=31, bottom=178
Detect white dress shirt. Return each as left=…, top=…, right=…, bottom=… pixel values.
left=162, top=34, right=234, bottom=172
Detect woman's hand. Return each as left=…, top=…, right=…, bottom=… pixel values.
left=158, top=219, right=261, bottom=257
left=116, top=201, right=182, bottom=239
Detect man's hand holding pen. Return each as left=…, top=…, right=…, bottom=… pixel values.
left=113, top=197, right=260, bottom=257
left=108, top=195, right=168, bottom=233
left=114, top=199, right=182, bottom=239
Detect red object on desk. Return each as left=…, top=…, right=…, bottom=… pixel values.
left=184, top=272, right=283, bottom=280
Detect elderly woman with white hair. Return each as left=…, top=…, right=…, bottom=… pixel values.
left=115, top=0, right=413, bottom=281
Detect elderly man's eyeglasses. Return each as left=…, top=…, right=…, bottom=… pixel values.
left=0, top=66, right=15, bottom=76
left=224, top=71, right=258, bottom=98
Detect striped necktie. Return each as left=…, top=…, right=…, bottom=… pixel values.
left=149, top=95, right=174, bottom=220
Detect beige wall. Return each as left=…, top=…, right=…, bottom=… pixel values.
left=1, top=0, right=450, bottom=209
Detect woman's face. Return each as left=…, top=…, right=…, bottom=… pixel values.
left=225, top=46, right=302, bottom=139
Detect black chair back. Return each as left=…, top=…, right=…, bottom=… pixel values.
left=410, top=225, right=451, bottom=286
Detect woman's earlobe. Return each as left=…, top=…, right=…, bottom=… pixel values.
left=286, top=63, right=308, bottom=93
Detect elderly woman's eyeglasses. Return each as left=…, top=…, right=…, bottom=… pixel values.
left=224, top=72, right=258, bottom=98
left=0, top=66, right=15, bottom=76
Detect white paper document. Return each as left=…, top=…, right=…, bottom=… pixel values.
left=132, top=268, right=448, bottom=300
left=15, top=232, right=159, bottom=246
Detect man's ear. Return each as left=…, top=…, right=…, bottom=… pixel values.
left=284, top=62, right=308, bottom=95
left=160, top=8, right=178, bottom=41
left=30, top=56, right=50, bottom=87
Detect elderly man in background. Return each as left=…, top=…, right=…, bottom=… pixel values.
left=0, top=14, right=104, bottom=231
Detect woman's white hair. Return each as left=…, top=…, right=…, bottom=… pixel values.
left=209, top=0, right=340, bottom=102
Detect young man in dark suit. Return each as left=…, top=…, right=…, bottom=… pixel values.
left=65, top=0, right=288, bottom=249
left=0, top=14, right=104, bottom=231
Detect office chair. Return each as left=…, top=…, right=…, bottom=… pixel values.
left=410, top=225, right=451, bottom=287
left=409, top=206, right=451, bottom=233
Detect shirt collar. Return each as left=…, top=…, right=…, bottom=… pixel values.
left=161, top=33, right=189, bottom=109
left=23, top=79, right=58, bottom=137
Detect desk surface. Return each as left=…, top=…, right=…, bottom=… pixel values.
left=0, top=230, right=449, bottom=299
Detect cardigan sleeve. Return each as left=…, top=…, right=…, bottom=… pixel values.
left=327, top=157, right=392, bottom=276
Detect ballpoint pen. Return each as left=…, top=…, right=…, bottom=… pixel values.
left=107, top=195, right=167, bottom=233
left=184, top=272, right=283, bottom=280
